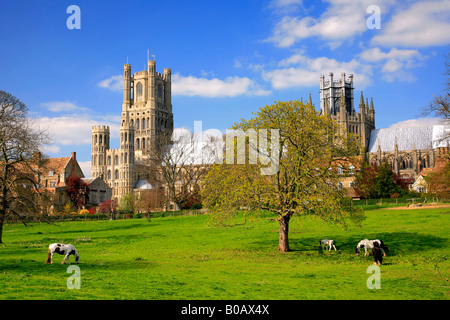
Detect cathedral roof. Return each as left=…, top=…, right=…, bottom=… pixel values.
left=367, top=123, right=449, bottom=153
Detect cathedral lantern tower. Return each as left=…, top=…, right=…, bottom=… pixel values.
left=319, top=72, right=375, bottom=151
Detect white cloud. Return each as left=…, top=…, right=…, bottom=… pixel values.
left=97, top=75, right=123, bottom=92
left=172, top=73, right=271, bottom=97
left=359, top=47, right=425, bottom=82
left=371, top=0, right=450, bottom=47
left=78, top=161, right=92, bottom=178
left=388, top=117, right=446, bottom=129
left=263, top=53, right=372, bottom=89
left=32, top=113, right=120, bottom=159
left=41, top=101, right=91, bottom=113
left=267, top=0, right=387, bottom=48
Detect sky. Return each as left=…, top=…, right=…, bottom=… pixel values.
left=0, top=0, right=449, bottom=177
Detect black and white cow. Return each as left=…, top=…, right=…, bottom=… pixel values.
left=355, top=239, right=388, bottom=257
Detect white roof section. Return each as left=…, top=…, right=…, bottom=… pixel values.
left=135, top=180, right=154, bottom=189
left=368, top=123, right=449, bottom=153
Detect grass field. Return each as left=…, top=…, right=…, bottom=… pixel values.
left=0, top=206, right=449, bottom=300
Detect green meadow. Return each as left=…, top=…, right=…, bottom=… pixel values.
left=0, top=206, right=449, bottom=300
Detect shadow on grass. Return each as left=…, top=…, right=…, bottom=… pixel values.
left=250, top=232, right=448, bottom=256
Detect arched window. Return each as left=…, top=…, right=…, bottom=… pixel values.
left=107, top=156, right=111, bottom=165
left=142, top=118, right=146, bottom=130
left=142, top=138, right=146, bottom=149
left=402, top=155, right=412, bottom=169
left=136, top=138, right=140, bottom=149
left=422, top=155, right=430, bottom=168
left=108, top=170, right=111, bottom=180
left=136, top=82, right=143, bottom=101
left=115, top=170, right=119, bottom=180
left=387, top=155, right=395, bottom=169
left=115, top=155, right=119, bottom=165
left=136, top=118, right=140, bottom=130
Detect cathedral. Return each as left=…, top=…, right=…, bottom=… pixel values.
left=320, top=72, right=449, bottom=187
left=91, top=59, right=174, bottom=199
left=91, top=62, right=448, bottom=200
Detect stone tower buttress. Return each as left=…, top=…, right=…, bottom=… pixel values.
left=123, top=64, right=132, bottom=111
left=119, top=113, right=135, bottom=197
left=91, top=125, right=110, bottom=180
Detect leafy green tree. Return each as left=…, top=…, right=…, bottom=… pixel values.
left=201, top=99, right=365, bottom=252
left=371, top=161, right=404, bottom=198
left=355, top=160, right=407, bottom=198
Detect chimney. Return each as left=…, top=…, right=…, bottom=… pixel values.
left=71, top=152, right=77, bottom=175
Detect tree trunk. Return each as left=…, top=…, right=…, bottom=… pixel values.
left=277, top=214, right=291, bottom=252
left=0, top=214, right=4, bottom=244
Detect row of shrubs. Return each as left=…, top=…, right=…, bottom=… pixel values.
left=6, top=208, right=207, bottom=223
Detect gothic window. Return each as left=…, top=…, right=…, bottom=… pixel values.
left=422, top=155, right=430, bottom=168
left=115, top=155, right=119, bottom=165
left=99, top=135, right=103, bottom=145
left=124, top=153, right=128, bottom=164
left=370, top=156, right=377, bottom=167
left=136, top=82, right=143, bottom=100
left=142, top=118, right=146, bottom=130
left=136, top=138, right=140, bottom=149
left=107, top=156, right=111, bottom=166
left=402, top=155, right=412, bottom=169
left=115, top=170, right=119, bottom=180
left=387, top=155, right=395, bottom=169
left=142, top=138, right=145, bottom=149
left=136, top=118, right=140, bottom=130
left=108, top=170, right=111, bottom=180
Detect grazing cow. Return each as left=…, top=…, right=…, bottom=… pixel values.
left=319, top=239, right=337, bottom=251
left=355, top=239, right=387, bottom=257
left=46, top=243, right=79, bottom=264
left=372, top=241, right=383, bottom=265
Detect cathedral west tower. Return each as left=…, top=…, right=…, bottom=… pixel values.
left=92, top=59, right=174, bottom=199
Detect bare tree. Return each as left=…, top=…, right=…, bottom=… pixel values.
left=143, top=128, right=220, bottom=210
left=422, top=53, right=450, bottom=141
left=0, top=91, right=50, bottom=243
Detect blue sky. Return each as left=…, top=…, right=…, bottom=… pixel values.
left=1, top=0, right=449, bottom=176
